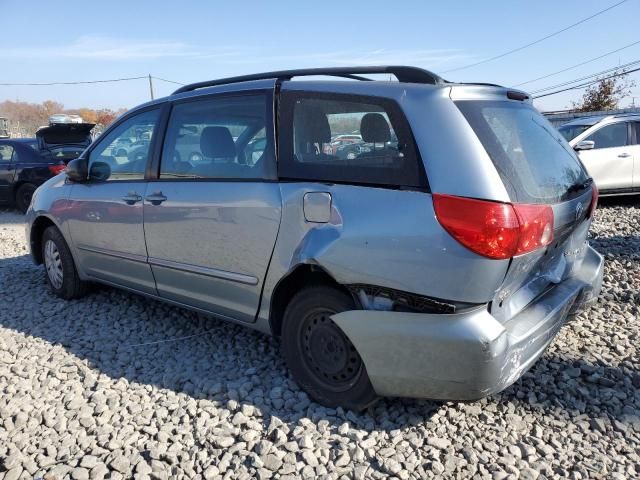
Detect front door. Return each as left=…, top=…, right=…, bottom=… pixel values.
left=578, top=121, right=634, bottom=191
left=66, top=108, right=161, bottom=294
left=0, top=143, right=16, bottom=203
left=143, top=93, right=281, bottom=322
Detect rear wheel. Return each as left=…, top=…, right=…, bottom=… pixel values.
left=42, top=226, right=89, bottom=299
left=15, top=183, right=36, bottom=213
left=281, top=286, right=377, bottom=411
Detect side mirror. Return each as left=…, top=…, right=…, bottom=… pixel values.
left=66, top=158, right=88, bottom=182
left=89, top=161, right=112, bottom=181
left=574, top=140, right=595, bottom=151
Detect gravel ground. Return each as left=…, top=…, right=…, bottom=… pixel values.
left=0, top=201, right=638, bottom=480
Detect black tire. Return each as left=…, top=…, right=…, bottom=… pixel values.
left=41, top=226, right=89, bottom=300
left=15, top=183, right=36, bottom=213
left=281, top=286, right=378, bottom=411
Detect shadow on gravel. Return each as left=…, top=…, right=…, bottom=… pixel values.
left=590, top=232, right=640, bottom=253
left=498, top=353, right=638, bottom=424
left=0, top=208, right=25, bottom=225
left=597, top=196, right=639, bottom=208
left=0, top=253, right=442, bottom=431
left=1, top=251, right=636, bottom=433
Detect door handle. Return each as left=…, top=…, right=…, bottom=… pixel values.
left=618, top=153, right=631, bottom=158
left=121, top=192, right=142, bottom=205
left=145, top=192, right=167, bottom=205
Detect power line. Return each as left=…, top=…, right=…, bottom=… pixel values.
left=514, top=39, right=640, bottom=87
left=0, top=76, right=147, bottom=86
left=152, top=76, right=185, bottom=86
left=532, top=66, right=640, bottom=99
left=530, top=58, right=640, bottom=94
left=442, top=0, right=628, bottom=74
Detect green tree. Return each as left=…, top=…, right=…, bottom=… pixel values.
left=572, top=69, right=635, bottom=112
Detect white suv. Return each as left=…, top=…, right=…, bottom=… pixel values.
left=559, top=114, right=640, bottom=194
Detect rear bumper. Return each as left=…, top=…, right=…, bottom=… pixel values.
left=332, top=245, right=604, bottom=400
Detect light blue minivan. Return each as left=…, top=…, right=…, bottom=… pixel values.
left=26, top=67, right=603, bottom=410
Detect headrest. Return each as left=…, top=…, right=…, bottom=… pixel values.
left=360, top=113, right=391, bottom=143
left=200, top=126, right=236, bottom=158
left=295, top=106, right=331, bottom=144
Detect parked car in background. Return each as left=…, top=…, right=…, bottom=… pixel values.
left=0, top=123, right=94, bottom=212
left=27, top=66, right=603, bottom=410
left=0, top=117, right=9, bottom=138
left=323, top=134, right=362, bottom=155
left=559, top=113, right=640, bottom=195
left=48, top=113, right=84, bottom=124
left=37, top=123, right=95, bottom=163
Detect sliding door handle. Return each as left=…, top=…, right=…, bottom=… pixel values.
left=145, top=192, right=167, bottom=205
left=122, top=193, right=142, bottom=205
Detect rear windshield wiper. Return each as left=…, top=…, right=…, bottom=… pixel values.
left=566, top=177, right=593, bottom=194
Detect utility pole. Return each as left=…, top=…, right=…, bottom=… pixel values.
left=148, top=74, right=155, bottom=101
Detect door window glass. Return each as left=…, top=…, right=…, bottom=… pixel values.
left=89, top=109, right=159, bottom=181
left=160, top=94, right=273, bottom=179
left=632, top=122, right=640, bottom=145
left=585, top=123, right=628, bottom=149
left=0, top=145, right=14, bottom=162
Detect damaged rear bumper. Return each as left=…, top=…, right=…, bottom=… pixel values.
left=331, top=245, right=604, bottom=401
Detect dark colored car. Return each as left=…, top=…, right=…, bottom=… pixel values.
left=0, top=123, right=94, bottom=212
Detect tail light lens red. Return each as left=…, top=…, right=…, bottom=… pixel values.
left=588, top=183, right=598, bottom=217
left=433, top=194, right=554, bottom=260
left=48, top=164, right=66, bottom=175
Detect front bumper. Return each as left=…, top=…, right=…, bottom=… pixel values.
left=332, top=245, right=604, bottom=401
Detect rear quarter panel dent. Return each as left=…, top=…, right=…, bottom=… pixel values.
left=258, top=184, right=510, bottom=317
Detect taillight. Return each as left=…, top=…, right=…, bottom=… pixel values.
left=433, top=194, right=554, bottom=260
left=48, top=164, right=66, bottom=175
left=588, top=183, right=599, bottom=217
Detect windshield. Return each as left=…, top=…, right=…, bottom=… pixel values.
left=558, top=124, right=591, bottom=141
left=456, top=101, right=590, bottom=204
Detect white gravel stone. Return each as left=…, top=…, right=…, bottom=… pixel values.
left=0, top=201, right=638, bottom=479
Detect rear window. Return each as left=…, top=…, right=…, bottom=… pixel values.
left=279, top=92, right=426, bottom=188
left=456, top=101, right=590, bottom=204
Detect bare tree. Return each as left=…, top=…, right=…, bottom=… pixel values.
left=571, top=69, right=636, bottom=112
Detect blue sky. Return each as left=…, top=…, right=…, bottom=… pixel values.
left=1, top=0, right=638, bottom=111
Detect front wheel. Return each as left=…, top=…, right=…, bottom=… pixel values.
left=42, top=226, right=89, bottom=299
left=281, top=286, right=377, bottom=411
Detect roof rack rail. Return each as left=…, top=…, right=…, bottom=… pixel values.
left=610, top=112, right=640, bottom=118
left=172, top=66, right=446, bottom=95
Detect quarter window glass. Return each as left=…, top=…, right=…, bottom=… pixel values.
left=585, top=123, right=628, bottom=149
left=89, top=109, right=159, bottom=181
left=280, top=93, right=424, bottom=187
left=0, top=145, right=14, bottom=162
left=160, top=95, right=272, bottom=179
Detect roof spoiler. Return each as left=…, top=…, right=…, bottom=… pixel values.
left=173, top=66, right=447, bottom=95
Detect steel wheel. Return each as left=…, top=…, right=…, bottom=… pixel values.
left=281, top=286, right=377, bottom=410
left=299, top=307, right=363, bottom=392
left=44, top=239, right=63, bottom=289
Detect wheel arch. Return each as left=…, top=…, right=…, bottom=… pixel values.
left=268, top=263, right=356, bottom=337
left=30, top=215, right=60, bottom=264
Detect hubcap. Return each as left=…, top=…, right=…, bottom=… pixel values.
left=44, top=239, right=63, bottom=289
left=300, top=309, right=362, bottom=391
